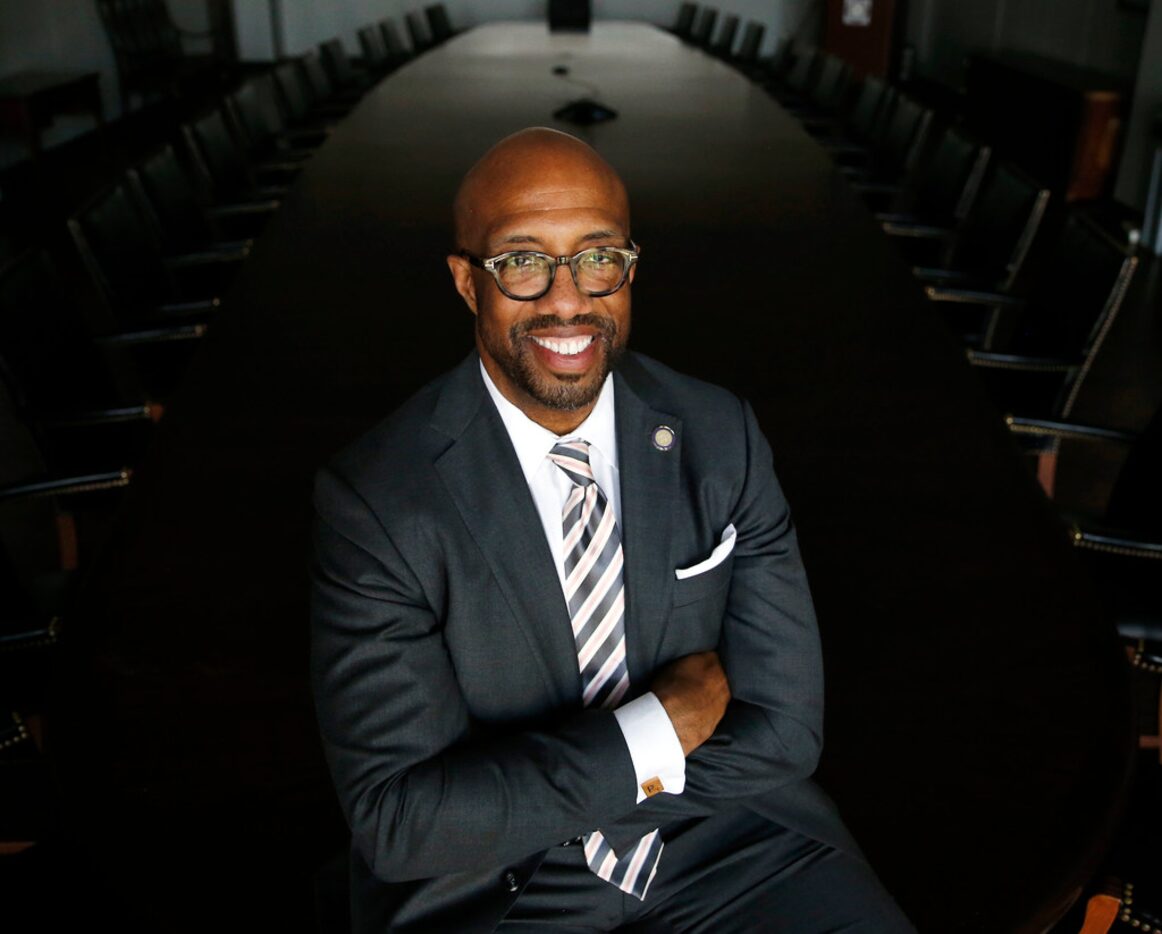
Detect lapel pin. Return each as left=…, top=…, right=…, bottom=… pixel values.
left=651, top=425, right=676, bottom=451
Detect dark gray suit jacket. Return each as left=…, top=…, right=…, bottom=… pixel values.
left=310, top=351, right=856, bottom=932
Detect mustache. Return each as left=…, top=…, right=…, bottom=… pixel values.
left=510, top=314, right=618, bottom=341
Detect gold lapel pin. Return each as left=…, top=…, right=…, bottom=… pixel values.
left=651, top=425, right=676, bottom=451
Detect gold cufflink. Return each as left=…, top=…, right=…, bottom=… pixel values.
left=641, top=777, right=664, bottom=797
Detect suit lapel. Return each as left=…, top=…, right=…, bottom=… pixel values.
left=432, top=355, right=582, bottom=708
left=614, top=359, right=682, bottom=687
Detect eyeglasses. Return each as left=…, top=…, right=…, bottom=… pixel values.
left=460, top=242, right=640, bottom=301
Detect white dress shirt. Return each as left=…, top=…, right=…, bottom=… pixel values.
left=481, top=363, right=685, bottom=803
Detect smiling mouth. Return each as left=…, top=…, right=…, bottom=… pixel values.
left=529, top=335, right=596, bottom=356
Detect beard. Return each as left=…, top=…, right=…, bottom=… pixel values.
left=483, top=313, right=626, bottom=412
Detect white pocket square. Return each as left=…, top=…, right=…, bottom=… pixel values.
left=674, top=524, right=736, bottom=580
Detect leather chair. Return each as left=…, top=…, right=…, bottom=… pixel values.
left=690, top=7, right=718, bottom=49
left=319, top=38, right=375, bottom=96
left=380, top=19, right=415, bottom=66
left=67, top=181, right=232, bottom=330
left=406, top=10, right=435, bottom=54
left=1006, top=405, right=1160, bottom=736
left=733, top=21, right=766, bottom=69
left=949, top=213, right=1138, bottom=418
left=767, top=43, right=818, bottom=102
left=709, top=14, right=740, bottom=59
left=811, top=75, right=891, bottom=151
left=226, top=75, right=322, bottom=167
left=1009, top=407, right=1161, bottom=934
left=182, top=108, right=290, bottom=207
left=358, top=24, right=395, bottom=76
left=425, top=4, right=456, bottom=44
left=298, top=50, right=363, bottom=111
left=890, top=161, right=1051, bottom=299
left=864, top=126, right=992, bottom=231
left=784, top=53, right=852, bottom=121
left=0, top=248, right=182, bottom=475
left=275, top=56, right=353, bottom=124
left=841, top=94, right=933, bottom=187
left=671, top=3, right=698, bottom=40
left=129, top=144, right=269, bottom=254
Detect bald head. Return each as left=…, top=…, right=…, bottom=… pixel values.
left=453, top=127, right=629, bottom=253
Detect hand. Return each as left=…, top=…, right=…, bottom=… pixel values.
left=650, top=651, right=731, bottom=756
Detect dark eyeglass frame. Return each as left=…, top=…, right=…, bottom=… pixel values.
left=459, top=242, right=640, bottom=301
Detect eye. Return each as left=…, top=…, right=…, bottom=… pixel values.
left=580, top=249, right=617, bottom=267
left=499, top=253, right=546, bottom=272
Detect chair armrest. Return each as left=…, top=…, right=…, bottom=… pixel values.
left=924, top=287, right=1024, bottom=308
left=97, top=323, right=207, bottom=345
left=165, top=248, right=248, bottom=269
left=1004, top=416, right=1138, bottom=446
left=157, top=298, right=221, bottom=317
left=33, top=404, right=163, bottom=427
left=884, top=222, right=953, bottom=240
left=1069, top=524, right=1162, bottom=561
left=208, top=201, right=280, bottom=218
left=966, top=350, right=1075, bottom=373
left=257, top=160, right=305, bottom=176
left=0, top=469, right=132, bottom=503
left=0, top=619, right=60, bottom=652
left=912, top=267, right=974, bottom=285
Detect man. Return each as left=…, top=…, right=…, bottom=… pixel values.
left=311, top=128, right=912, bottom=932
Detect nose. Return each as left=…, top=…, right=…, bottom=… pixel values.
left=539, top=261, right=587, bottom=317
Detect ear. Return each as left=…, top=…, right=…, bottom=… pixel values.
left=446, top=254, right=479, bottom=315
left=627, top=262, right=637, bottom=286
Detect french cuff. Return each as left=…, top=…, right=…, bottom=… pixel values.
left=612, top=691, right=686, bottom=803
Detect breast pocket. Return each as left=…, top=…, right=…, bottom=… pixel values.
left=671, top=553, right=734, bottom=608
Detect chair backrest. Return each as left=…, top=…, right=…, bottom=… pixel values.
left=874, top=95, right=932, bottom=177
left=1016, top=214, right=1138, bottom=417
left=380, top=19, right=413, bottom=62
left=300, top=50, right=335, bottom=102
left=67, top=182, right=176, bottom=325
left=808, top=55, right=851, bottom=112
left=0, top=250, right=141, bottom=413
left=425, top=4, right=454, bottom=43
left=763, top=36, right=794, bottom=81
left=182, top=109, right=255, bottom=201
left=736, top=22, right=765, bottom=65
left=358, top=24, right=391, bottom=72
left=785, top=46, right=819, bottom=96
left=128, top=145, right=214, bottom=252
left=710, top=14, right=739, bottom=57
left=692, top=8, right=717, bottom=47
left=673, top=2, right=698, bottom=38
left=843, top=76, right=888, bottom=144
left=274, top=61, right=313, bottom=123
left=406, top=11, right=433, bottom=53
left=227, top=75, right=287, bottom=154
left=320, top=38, right=360, bottom=89
left=907, top=128, right=991, bottom=227
left=948, top=161, right=1051, bottom=291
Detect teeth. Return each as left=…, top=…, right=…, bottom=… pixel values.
left=531, top=335, right=595, bottom=356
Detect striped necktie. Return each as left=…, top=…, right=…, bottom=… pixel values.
left=548, top=440, right=664, bottom=900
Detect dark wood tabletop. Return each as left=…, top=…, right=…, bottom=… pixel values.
left=61, top=23, right=1132, bottom=932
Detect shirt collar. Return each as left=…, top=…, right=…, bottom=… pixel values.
left=479, top=360, right=618, bottom=486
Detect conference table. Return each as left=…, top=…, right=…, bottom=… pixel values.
left=61, top=22, right=1132, bottom=932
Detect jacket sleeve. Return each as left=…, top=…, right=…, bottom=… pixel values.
left=310, top=466, right=640, bottom=882
left=602, top=398, right=824, bottom=849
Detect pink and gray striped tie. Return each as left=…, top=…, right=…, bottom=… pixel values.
left=548, top=440, right=664, bottom=900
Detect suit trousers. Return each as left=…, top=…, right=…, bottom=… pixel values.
left=496, top=805, right=915, bottom=933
